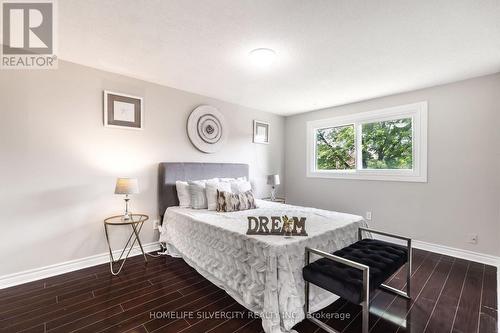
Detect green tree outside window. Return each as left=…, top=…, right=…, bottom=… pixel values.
left=362, top=118, right=412, bottom=169
left=315, top=118, right=412, bottom=171
left=316, top=125, right=355, bottom=170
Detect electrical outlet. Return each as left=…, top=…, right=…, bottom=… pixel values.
left=365, top=211, right=372, bottom=221
left=153, top=220, right=160, bottom=230
left=468, top=234, right=478, bottom=244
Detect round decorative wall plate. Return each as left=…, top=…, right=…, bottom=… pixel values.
left=187, top=105, right=227, bottom=153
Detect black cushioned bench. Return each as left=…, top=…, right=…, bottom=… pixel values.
left=303, top=227, right=412, bottom=333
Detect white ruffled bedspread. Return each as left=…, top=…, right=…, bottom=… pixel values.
left=159, top=200, right=366, bottom=333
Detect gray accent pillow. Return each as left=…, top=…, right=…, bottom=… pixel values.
left=188, top=181, right=208, bottom=209
left=216, top=189, right=257, bottom=212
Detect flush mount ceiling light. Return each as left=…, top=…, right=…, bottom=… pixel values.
left=249, top=48, right=277, bottom=67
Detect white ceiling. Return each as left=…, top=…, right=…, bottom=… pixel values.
left=59, top=0, right=500, bottom=115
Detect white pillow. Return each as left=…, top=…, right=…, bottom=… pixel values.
left=188, top=181, right=208, bottom=209
left=219, top=177, right=247, bottom=182
left=175, top=181, right=191, bottom=207
left=231, top=180, right=252, bottom=194
left=206, top=181, right=232, bottom=211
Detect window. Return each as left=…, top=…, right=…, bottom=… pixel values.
left=307, top=102, right=427, bottom=182
left=361, top=118, right=412, bottom=170
left=316, top=124, right=355, bottom=170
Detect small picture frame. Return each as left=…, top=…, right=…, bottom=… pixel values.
left=253, top=120, right=270, bottom=144
left=104, top=91, right=143, bottom=130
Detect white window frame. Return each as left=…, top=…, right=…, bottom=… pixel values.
left=306, top=101, right=428, bottom=182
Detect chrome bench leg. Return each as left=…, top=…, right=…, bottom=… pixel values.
left=362, top=265, right=369, bottom=333
left=359, top=227, right=413, bottom=300
left=305, top=278, right=342, bottom=333
left=304, top=247, right=370, bottom=333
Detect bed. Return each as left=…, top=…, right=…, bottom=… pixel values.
left=157, top=162, right=366, bottom=333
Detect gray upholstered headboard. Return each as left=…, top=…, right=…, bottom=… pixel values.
left=158, top=162, right=249, bottom=219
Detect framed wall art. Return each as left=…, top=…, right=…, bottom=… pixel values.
left=187, top=105, right=227, bottom=153
left=253, top=120, right=270, bottom=144
left=103, top=91, right=143, bottom=130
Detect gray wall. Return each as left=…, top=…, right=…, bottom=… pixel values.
left=1, top=60, right=498, bottom=278
left=0, top=61, right=285, bottom=276
left=285, top=73, right=500, bottom=257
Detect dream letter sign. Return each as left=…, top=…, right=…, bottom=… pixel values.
left=246, top=216, right=308, bottom=236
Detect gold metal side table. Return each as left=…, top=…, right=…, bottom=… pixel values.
left=104, top=214, right=149, bottom=275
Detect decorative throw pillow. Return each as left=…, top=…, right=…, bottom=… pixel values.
left=216, top=189, right=257, bottom=212
left=206, top=181, right=232, bottom=211
left=188, top=181, right=208, bottom=209
left=175, top=181, right=191, bottom=207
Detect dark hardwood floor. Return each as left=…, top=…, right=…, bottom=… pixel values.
left=0, top=248, right=496, bottom=333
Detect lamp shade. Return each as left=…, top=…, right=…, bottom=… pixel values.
left=114, top=178, right=139, bottom=195
left=267, top=174, right=280, bottom=186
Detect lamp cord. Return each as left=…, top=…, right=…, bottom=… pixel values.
left=146, top=242, right=169, bottom=257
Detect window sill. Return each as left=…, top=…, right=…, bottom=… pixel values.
left=306, top=170, right=427, bottom=183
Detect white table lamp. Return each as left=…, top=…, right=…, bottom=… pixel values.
left=267, top=174, right=280, bottom=201
left=115, top=178, right=139, bottom=220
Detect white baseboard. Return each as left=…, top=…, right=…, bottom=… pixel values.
left=411, top=240, right=500, bottom=267
left=0, top=242, right=161, bottom=289
left=372, top=234, right=499, bottom=267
